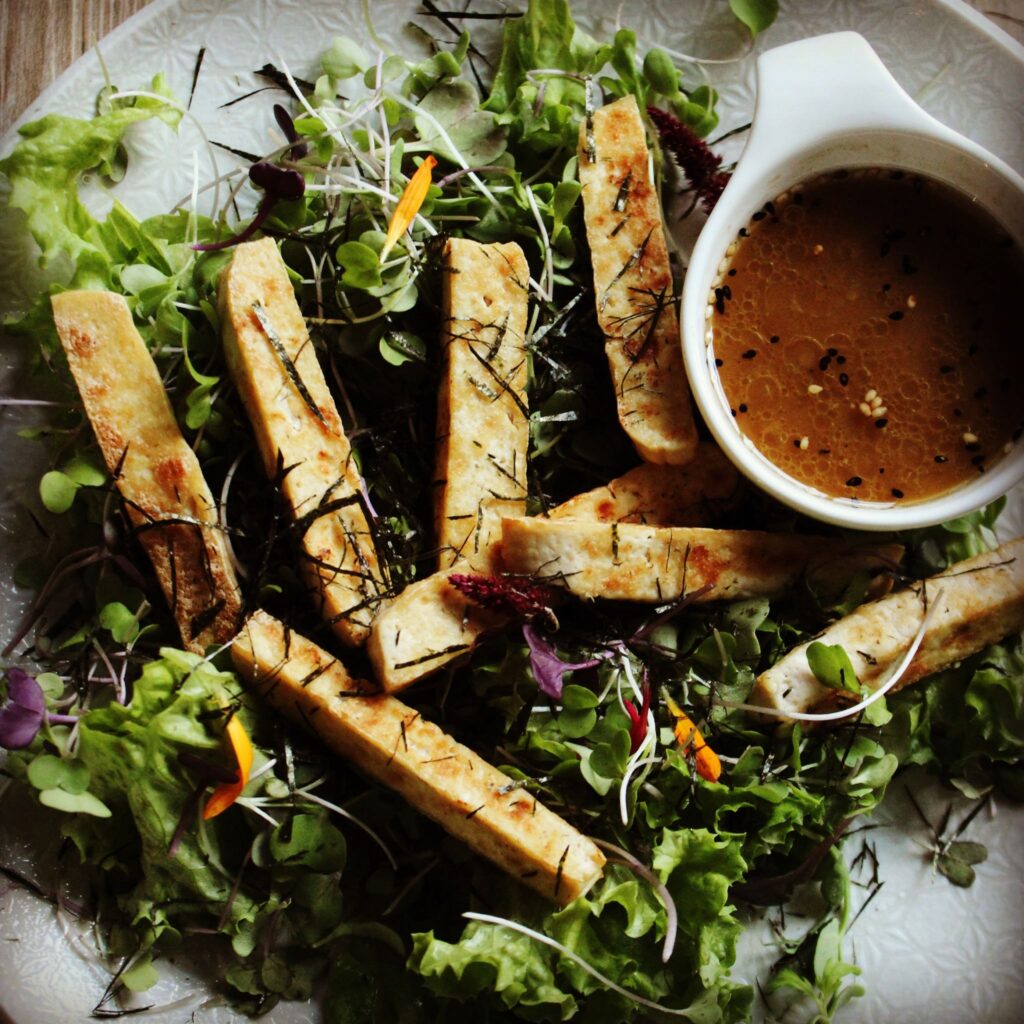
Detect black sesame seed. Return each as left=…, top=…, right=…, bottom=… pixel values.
left=889, top=311, right=904, bottom=321
left=738, top=227, right=749, bottom=237
left=742, top=349, right=757, bottom=359
left=827, top=347, right=838, bottom=357
left=764, top=201, right=776, bottom=215
left=953, top=407, right=962, bottom=416
left=752, top=211, right=766, bottom=222
left=714, top=288, right=726, bottom=314
left=839, top=373, right=850, bottom=386
left=770, top=335, right=780, bottom=344
left=792, top=438, right=801, bottom=448
left=730, top=408, right=737, bottom=417
left=728, top=268, right=737, bottom=276
left=837, top=355, right=847, bottom=364
left=722, top=285, right=732, bottom=300
left=818, top=448, right=831, bottom=455
left=715, top=357, right=724, bottom=367
left=846, top=476, right=862, bottom=487
left=940, top=365, right=954, bottom=375
left=966, top=442, right=981, bottom=452
left=882, top=283, right=892, bottom=292
left=934, top=454, right=948, bottom=463
left=879, top=467, right=885, bottom=474
left=819, top=356, right=831, bottom=371
left=738, top=403, right=748, bottom=413
left=891, top=488, right=905, bottom=498
left=875, top=418, right=888, bottom=428
left=974, top=387, right=988, bottom=400
left=971, top=455, right=985, bottom=466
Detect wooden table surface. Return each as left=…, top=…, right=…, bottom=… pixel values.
left=1, top=0, right=1023, bottom=134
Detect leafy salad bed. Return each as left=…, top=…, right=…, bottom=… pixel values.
left=1, top=1, right=1023, bottom=1020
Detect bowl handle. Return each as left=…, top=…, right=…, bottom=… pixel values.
left=744, top=32, right=936, bottom=163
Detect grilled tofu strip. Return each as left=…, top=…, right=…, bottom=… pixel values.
left=369, top=444, right=742, bottom=691
left=367, top=571, right=509, bottom=692
left=435, top=238, right=529, bottom=572
left=234, top=610, right=605, bottom=905
left=578, top=94, right=698, bottom=466
left=752, top=538, right=1024, bottom=716
left=51, top=290, right=241, bottom=652
left=219, top=238, right=385, bottom=646
left=369, top=240, right=530, bottom=689
left=549, top=442, right=741, bottom=525
left=500, top=516, right=902, bottom=604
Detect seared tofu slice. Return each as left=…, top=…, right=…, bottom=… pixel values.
left=549, top=442, right=741, bottom=526
left=752, top=538, right=1024, bottom=715
left=435, top=238, right=529, bottom=571
left=500, top=516, right=902, bottom=604
left=219, top=238, right=385, bottom=646
left=51, top=290, right=241, bottom=653
left=233, top=610, right=605, bottom=905
left=367, top=571, right=508, bottom=692
left=578, top=94, right=698, bottom=466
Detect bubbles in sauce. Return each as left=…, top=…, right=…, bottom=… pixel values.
left=711, top=169, right=1024, bottom=503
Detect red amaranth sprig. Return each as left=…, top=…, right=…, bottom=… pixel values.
left=646, top=106, right=730, bottom=213
left=449, top=573, right=557, bottom=625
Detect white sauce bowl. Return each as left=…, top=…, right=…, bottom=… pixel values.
left=680, top=31, right=1024, bottom=530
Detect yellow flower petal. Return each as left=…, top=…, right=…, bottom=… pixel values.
left=202, top=713, right=254, bottom=820
left=665, top=695, right=721, bottom=783
left=380, top=155, right=437, bottom=261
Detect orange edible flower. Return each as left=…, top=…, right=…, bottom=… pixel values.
left=202, top=713, right=254, bottom=820
left=379, top=155, right=437, bottom=261
left=665, top=695, right=721, bottom=782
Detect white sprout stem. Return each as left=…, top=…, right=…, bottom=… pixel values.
left=106, top=91, right=221, bottom=216
left=463, top=912, right=701, bottom=1019
left=524, top=186, right=554, bottom=302
left=247, top=757, right=277, bottom=782
left=236, top=797, right=280, bottom=828
left=618, top=748, right=660, bottom=826
left=724, top=587, right=945, bottom=722
left=382, top=91, right=503, bottom=211
left=592, top=837, right=678, bottom=963
left=297, top=789, right=398, bottom=870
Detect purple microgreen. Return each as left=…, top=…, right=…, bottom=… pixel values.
left=273, top=104, right=309, bottom=159
left=191, top=163, right=304, bottom=252
left=177, top=749, right=241, bottom=785
left=521, top=622, right=604, bottom=700
left=0, top=668, right=46, bottom=749
left=168, top=781, right=207, bottom=858
left=449, top=573, right=558, bottom=626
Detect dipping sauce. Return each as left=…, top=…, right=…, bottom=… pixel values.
left=711, top=169, right=1024, bottom=503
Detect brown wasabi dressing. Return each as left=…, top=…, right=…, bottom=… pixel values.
left=711, top=169, right=1024, bottom=503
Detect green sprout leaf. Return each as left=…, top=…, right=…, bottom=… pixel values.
left=99, top=601, right=141, bottom=644
left=336, top=241, right=383, bottom=290
left=807, top=641, right=861, bottom=693
left=729, top=0, right=779, bottom=37
left=38, top=788, right=112, bottom=818
left=39, top=470, right=80, bottom=514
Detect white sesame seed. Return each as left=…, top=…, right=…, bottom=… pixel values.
left=705, top=305, right=714, bottom=320
left=859, top=402, right=872, bottom=416
left=907, top=295, right=917, bottom=308
left=799, top=436, right=809, bottom=450
left=808, top=384, right=823, bottom=395
left=873, top=406, right=888, bottom=418
left=865, top=389, right=877, bottom=402
left=812, top=244, right=824, bottom=255
left=870, top=395, right=883, bottom=409
left=963, top=432, right=979, bottom=444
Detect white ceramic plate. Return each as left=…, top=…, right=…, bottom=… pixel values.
left=1, top=2, right=1022, bottom=1022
